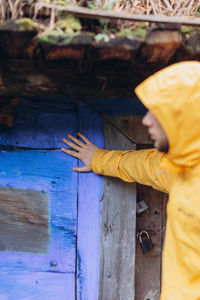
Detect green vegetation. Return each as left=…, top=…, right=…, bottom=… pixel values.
left=38, top=33, right=80, bottom=45
left=95, top=33, right=110, bottom=42
left=56, top=15, right=82, bottom=34
left=0, top=1, right=199, bottom=46
left=181, top=26, right=197, bottom=36
left=117, top=24, right=147, bottom=40
left=16, top=18, right=36, bottom=31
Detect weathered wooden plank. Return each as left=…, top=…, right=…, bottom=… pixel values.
left=77, top=106, right=104, bottom=300
left=34, top=4, right=200, bottom=26
left=0, top=270, right=74, bottom=300
left=0, top=150, right=77, bottom=274
left=0, top=187, right=49, bottom=253
left=98, top=121, right=136, bottom=300
left=135, top=184, right=163, bottom=300
left=0, top=99, right=77, bottom=148
left=134, top=144, right=168, bottom=300
left=0, top=57, right=191, bottom=100
left=161, top=194, right=168, bottom=251
left=106, top=115, right=151, bottom=144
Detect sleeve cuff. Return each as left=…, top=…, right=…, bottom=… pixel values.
left=91, top=148, right=109, bottom=174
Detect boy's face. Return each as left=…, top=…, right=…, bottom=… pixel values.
left=142, top=111, right=169, bottom=153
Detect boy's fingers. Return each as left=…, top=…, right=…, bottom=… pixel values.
left=68, top=134, right=85, bottom=147
left=62, top=148, right=80, bottom=158
left=63, top=139, right=80, bottom=151
left=72, top=166, right=90, bottom=172
left=78, top=132, right=90, bottom=144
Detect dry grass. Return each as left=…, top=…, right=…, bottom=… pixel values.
left=0, top=0, right=26, bottom=20
left=0, top=0, right=199, bottom=21
left=113, top=0, right=200, bottom=17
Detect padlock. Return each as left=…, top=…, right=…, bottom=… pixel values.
left=136, top=200, right=149, bottom=215
left=137, top=231, right=154, bottom=254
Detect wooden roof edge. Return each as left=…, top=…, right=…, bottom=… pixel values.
left=0, top=22, right=199, bottom=64
left=26, top=4, right=200, bottom=27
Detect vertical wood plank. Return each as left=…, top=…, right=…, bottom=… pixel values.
left=135, top=144, right=168, bottom=300
left=98, top=121, right=136, bottom=300
left=161, top=193, right=168, bottom=283
left=77, top=106, right=104, bottom=300
left=135, top=184, right=163, bottom=300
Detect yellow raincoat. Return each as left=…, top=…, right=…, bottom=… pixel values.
left=91, top=61, right=200, bottom=299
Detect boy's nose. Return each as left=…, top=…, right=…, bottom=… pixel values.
left=142, top=111, right=152, bottom=127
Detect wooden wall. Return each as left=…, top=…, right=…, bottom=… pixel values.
left=0, top=99, right=105, bottom=300
left=98, top=121, right=136, bottom=300
left=0, top=98, right=79, bottom=299
left=102, top=116, right=168, bottom=300
left=0, top=98, right=168, bottom=299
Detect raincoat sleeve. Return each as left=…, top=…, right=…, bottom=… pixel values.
left=91, top=148, right=172, bottom=193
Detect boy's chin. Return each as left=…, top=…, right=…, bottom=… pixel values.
left=155, top=142, right=169, bottom=153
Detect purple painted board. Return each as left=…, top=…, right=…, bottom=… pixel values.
left=0, top=270, right=74, bottom=300
left=0, top=100, right=105, bottom=299
left=0, top=150, right=77, bottom=273
left=0, top=99, right=77, bottom=148
left=0, top=102, right=78, bottom=300
left=77, top=106, right=104, bottom=300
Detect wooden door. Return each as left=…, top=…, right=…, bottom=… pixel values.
left=0, top=99, right=104, bottom=300
left=98, top=121, right=136, bottom=300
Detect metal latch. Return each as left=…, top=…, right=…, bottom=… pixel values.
left=136, top=200, right=149, bottom=215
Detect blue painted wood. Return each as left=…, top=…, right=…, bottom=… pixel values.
left=0, top=99, right=77, bottom=148
left=0, top=101, right=78, bottom=299
left=0, top=99, right=106, bottom=299
left=0, top=270, right=74, bottom=300
left=28, top=96, right=76, bottom=106
left=82, top=98, right=147, bottom=116
left=29, top=97, right=147, bottom=116
left=0, top=150, right=77, bottom=274
left=77, top=106, right=104, bottom=300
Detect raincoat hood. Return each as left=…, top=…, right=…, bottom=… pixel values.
left=135, top=61, right=200, bottom=173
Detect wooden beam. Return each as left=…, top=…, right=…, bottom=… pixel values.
left=37, top=4, right=200, bottom=26
left=77, top=106, right=104, bottom=300
left=99, top=121, right=136, bottom=300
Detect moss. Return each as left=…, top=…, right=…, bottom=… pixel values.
left=180, top=25, right=200, bottom=36
left=38, top=35, right=57, bottom=45
left=44, top=29, right=62, bottom=37
left=38, top=14, right=82, bottom=44
left=16, top=18, right=36, bottom=31
left=56, top=15, right=82, bottom=34
left=132, top=25, right=147, bottom=39
left=117, top=24, right=147, bottom=40
left=38, top=33, right=81, bottom=45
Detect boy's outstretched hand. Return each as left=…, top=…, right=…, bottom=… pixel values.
left=62, top=132, right=99, bottom=172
